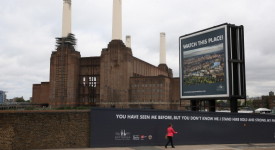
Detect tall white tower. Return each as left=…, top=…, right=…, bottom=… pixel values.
left=112, top=0, right=122, bottom=40
left=126, top=35, right=131, bottom=48
left=160, top=32, right=166, bottom=64
left=62, top=0, right=72, bottom=37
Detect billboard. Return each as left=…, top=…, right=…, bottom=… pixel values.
left=179, top=24, right=246, bottom=99
left=90, top=108, right=275, bottom=147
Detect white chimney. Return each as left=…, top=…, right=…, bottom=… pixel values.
left=160, top=32, right=166, bottom=64
left=126, top=35, right=131, bottom=48
left=112, top=0, right=122, bottom=40
left=62, top=0, right=71, bottom=37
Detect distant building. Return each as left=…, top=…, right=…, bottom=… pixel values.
left=0, top=90, right=6, bottom=103
left=269, top=91, right=274, bottom=96
left=251, top=92, right=275, bottom=110
left=261, top=91, right=275, bottom=109
left=248, top=97, right=262, bottom=109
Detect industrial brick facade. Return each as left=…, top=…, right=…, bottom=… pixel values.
left=49, top=37, right=81, bottom=107
left=31, top=0, right=186, bottom=110
left=32, top=82, right=50, bottom=104
left=79, top=56, right=101, bottom=105
left=32, top=38, right=185, bottom=110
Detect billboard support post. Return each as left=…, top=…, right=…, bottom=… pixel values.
left=209, top=100, right=216, bottom=112
left=191, top=100, right=199, bottom=111
left=230, top=98, right=238, bottom=113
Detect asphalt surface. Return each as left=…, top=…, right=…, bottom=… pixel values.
left=38, top=143, right=275, bottom=150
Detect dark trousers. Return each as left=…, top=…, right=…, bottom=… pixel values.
left=165, top=136, right=174, bottom=147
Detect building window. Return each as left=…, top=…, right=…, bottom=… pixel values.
left=83, top=77, right=86, bottom=86
left=89, top=76, right=97, bottom=87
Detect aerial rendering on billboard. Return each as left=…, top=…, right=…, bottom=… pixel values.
left=180, top=25, right=229, bottom=99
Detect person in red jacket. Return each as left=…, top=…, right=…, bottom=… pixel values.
left=165, top=123, right=178, bottom=148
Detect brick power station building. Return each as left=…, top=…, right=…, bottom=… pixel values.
left=32, top=0, right=183, bottom=110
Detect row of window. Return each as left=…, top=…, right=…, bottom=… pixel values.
left=131, top=84, right=163, bottom=88
left=130, top=98, right=165, bottom=102
left=132, top=89, right=164, bottom=93
left=82, top=76, right=97, bottom=87
left=131, top=95, right=164, bottom=98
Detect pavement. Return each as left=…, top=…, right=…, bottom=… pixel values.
left=38, top=143, right=275, bottom=150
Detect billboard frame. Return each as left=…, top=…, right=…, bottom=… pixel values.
left=179, top=23, right=246, bottom=101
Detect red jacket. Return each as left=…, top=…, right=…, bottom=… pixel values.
left=166, top=127, right=177, bottom=137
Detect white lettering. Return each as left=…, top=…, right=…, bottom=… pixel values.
left=127, top=115, right=139, bottom=119
left=173, top=116, right=181, bottom=120
left=208, top=35, right=223, bottom=43
left=181, top=116, right=190, bottom=120
left=140, top=115, right=150, bottom=119
left=198, top=39, right=207, bottom=45
left=158, top=115, right=173, bottom=120
left=116, top=114, right=126, bottom=119
left=191, top=116, right=201, bottom=121
left=151, top=115, right=157, bottom=119
left=183, top=42, right=197, bottom=49
left=240, top=118, right=247, bottom=122
left=222, top=117, right=231, bottom=121
left=202, top=117, right=214, bottom=121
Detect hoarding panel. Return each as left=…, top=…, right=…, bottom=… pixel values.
left=90, top=108, right=275, bottom=147
left=180, top=25, right=229, bottom=99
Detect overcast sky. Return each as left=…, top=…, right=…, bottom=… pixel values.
left=1, top=0, right=275, bottom=99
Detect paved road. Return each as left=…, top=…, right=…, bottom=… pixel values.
left=38, top=143, right=275, bottom=150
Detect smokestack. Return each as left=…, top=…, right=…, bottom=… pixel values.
left=160, top=32, right=166, bottom=64
left=126, top=35, right=131, bottom=48
left=112, top=0, right=122, bottom=40
left=62, top=0, right=71, bottom=37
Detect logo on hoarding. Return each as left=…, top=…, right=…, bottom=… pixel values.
left=132, top=134, right=153, bottom=141
left=148, top=135, right=153, bottom=140
left=140, top=135, right=147, bottom=140
left=115, top=129, right=131, bottom=140
left=133, top=135, right=140, bottom=140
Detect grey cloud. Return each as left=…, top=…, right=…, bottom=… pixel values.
left=1, top=0, right=275, bottom=99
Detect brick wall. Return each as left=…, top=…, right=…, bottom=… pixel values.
left=0, top=110, right=90, bottom=150
left=32, top=82, right=50, bottom=104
